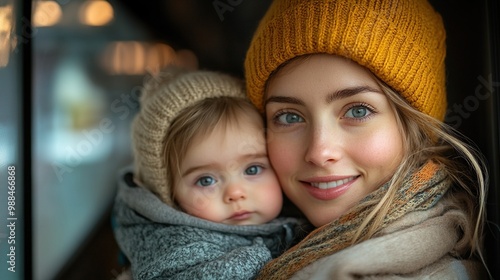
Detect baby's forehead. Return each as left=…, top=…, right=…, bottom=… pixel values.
left=238, top=106, right=265, bottom=126
left=222, top=104, right=264, bottom=128
left=214, top=118, right=265, bottom=144
left=215, top=113, right=265, bottom=138
left=188, top=115, right=267, bottom=158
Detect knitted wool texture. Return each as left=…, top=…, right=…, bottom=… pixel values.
left=131, top=68, right=246, bottom=206
left=255, top=161, right=451, bottom=279
left=245, top=0, right=447, bottom=120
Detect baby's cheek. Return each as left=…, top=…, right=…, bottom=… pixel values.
left=179, top=188, right=217, bottom=214
left=261, top=174, right=284, bottom=202
left=268, top=143, right=295, bottom=176
left=269, top=187, right=284, bottom=216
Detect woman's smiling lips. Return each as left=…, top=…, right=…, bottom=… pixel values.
left=301, top=175, right=359, bottom=200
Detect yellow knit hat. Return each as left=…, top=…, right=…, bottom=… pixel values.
left=131, top=67, right=246, bottom=205
left=245, top=0, right=447, bottom=120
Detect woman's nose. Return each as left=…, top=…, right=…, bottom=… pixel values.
left=223, top=182, right=247, bottom=203
left=304, top=125, right=342, bottom=166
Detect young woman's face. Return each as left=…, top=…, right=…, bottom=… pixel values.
left=265, top=54, right=404, bottom=227
left=174, top=114, right=283, bottom=225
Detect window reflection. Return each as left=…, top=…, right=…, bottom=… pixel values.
left=101, top=41, right=198, bottom=75
left=31, top=0, right=199, bottom=279
left=0, top=1, right=24, bottom=280
left=79, top=0, right=113, bottom=26
left=0, top=4, right=16, bottom=67
left=33, top=1, right=62, bottom=27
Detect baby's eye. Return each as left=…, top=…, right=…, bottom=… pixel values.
left=344, top=105, right=373, bottom=119
left=196, top=176, right=217, bottom=187
left=245, top=165, right=262, bottom=176
left=275, top=112, right=304, bottom=125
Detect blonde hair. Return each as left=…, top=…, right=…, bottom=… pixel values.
left=352, top=79, right=488, bottom=262
left=162, top=96, right=263, bottom=206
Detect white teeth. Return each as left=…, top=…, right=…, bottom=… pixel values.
left=310, top=177, right=356, bottom=189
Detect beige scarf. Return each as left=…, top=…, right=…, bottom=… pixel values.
left=256, top=161, right=451, bottom=280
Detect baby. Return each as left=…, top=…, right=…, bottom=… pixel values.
left=112, top=67, right=307, bottom=280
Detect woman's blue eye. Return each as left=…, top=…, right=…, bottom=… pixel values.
left=345, top=105, right=371, bottom=119
left=245, top=165, right=262, bottom=176
left=196, top=176, right=216, bottom=187
left=276, top=112, right=304, bottom=124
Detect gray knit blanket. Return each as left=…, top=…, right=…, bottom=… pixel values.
left=112, top=166, right=308, bottom=280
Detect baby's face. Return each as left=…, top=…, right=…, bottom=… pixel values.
left=173, top=116, right=283, bottom=225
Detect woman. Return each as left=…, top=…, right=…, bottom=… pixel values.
left=244, top=0, right=489, bottom=278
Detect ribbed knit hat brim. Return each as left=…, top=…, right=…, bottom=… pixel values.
left=245, top=0, right=447, bottom=120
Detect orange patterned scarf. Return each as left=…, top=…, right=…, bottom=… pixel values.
left=256, top=161, right=451, bottom=280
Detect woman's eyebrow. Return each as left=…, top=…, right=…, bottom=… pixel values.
left=265, top=86, right=381, bottom=107
left=326, top=86, right=381, bottom=103
left=265, top=96, right=304, bottom=107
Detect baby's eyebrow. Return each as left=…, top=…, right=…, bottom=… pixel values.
left=326, top=86, right=381, bottom=103
left=181, top=153, right=268, bottom=177
left=233, top=152, right=269, bottom=165
left=182, top=164, right=214, bottom=177
left=242, top=152, right=268, bottom=160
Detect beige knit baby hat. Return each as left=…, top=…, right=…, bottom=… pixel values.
left=131, top=67, right=246, bottom=205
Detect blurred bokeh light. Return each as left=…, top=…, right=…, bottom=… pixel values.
left=33, top=1, right=62, bottom=27
left=79, top=0, right=113, bottom=26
